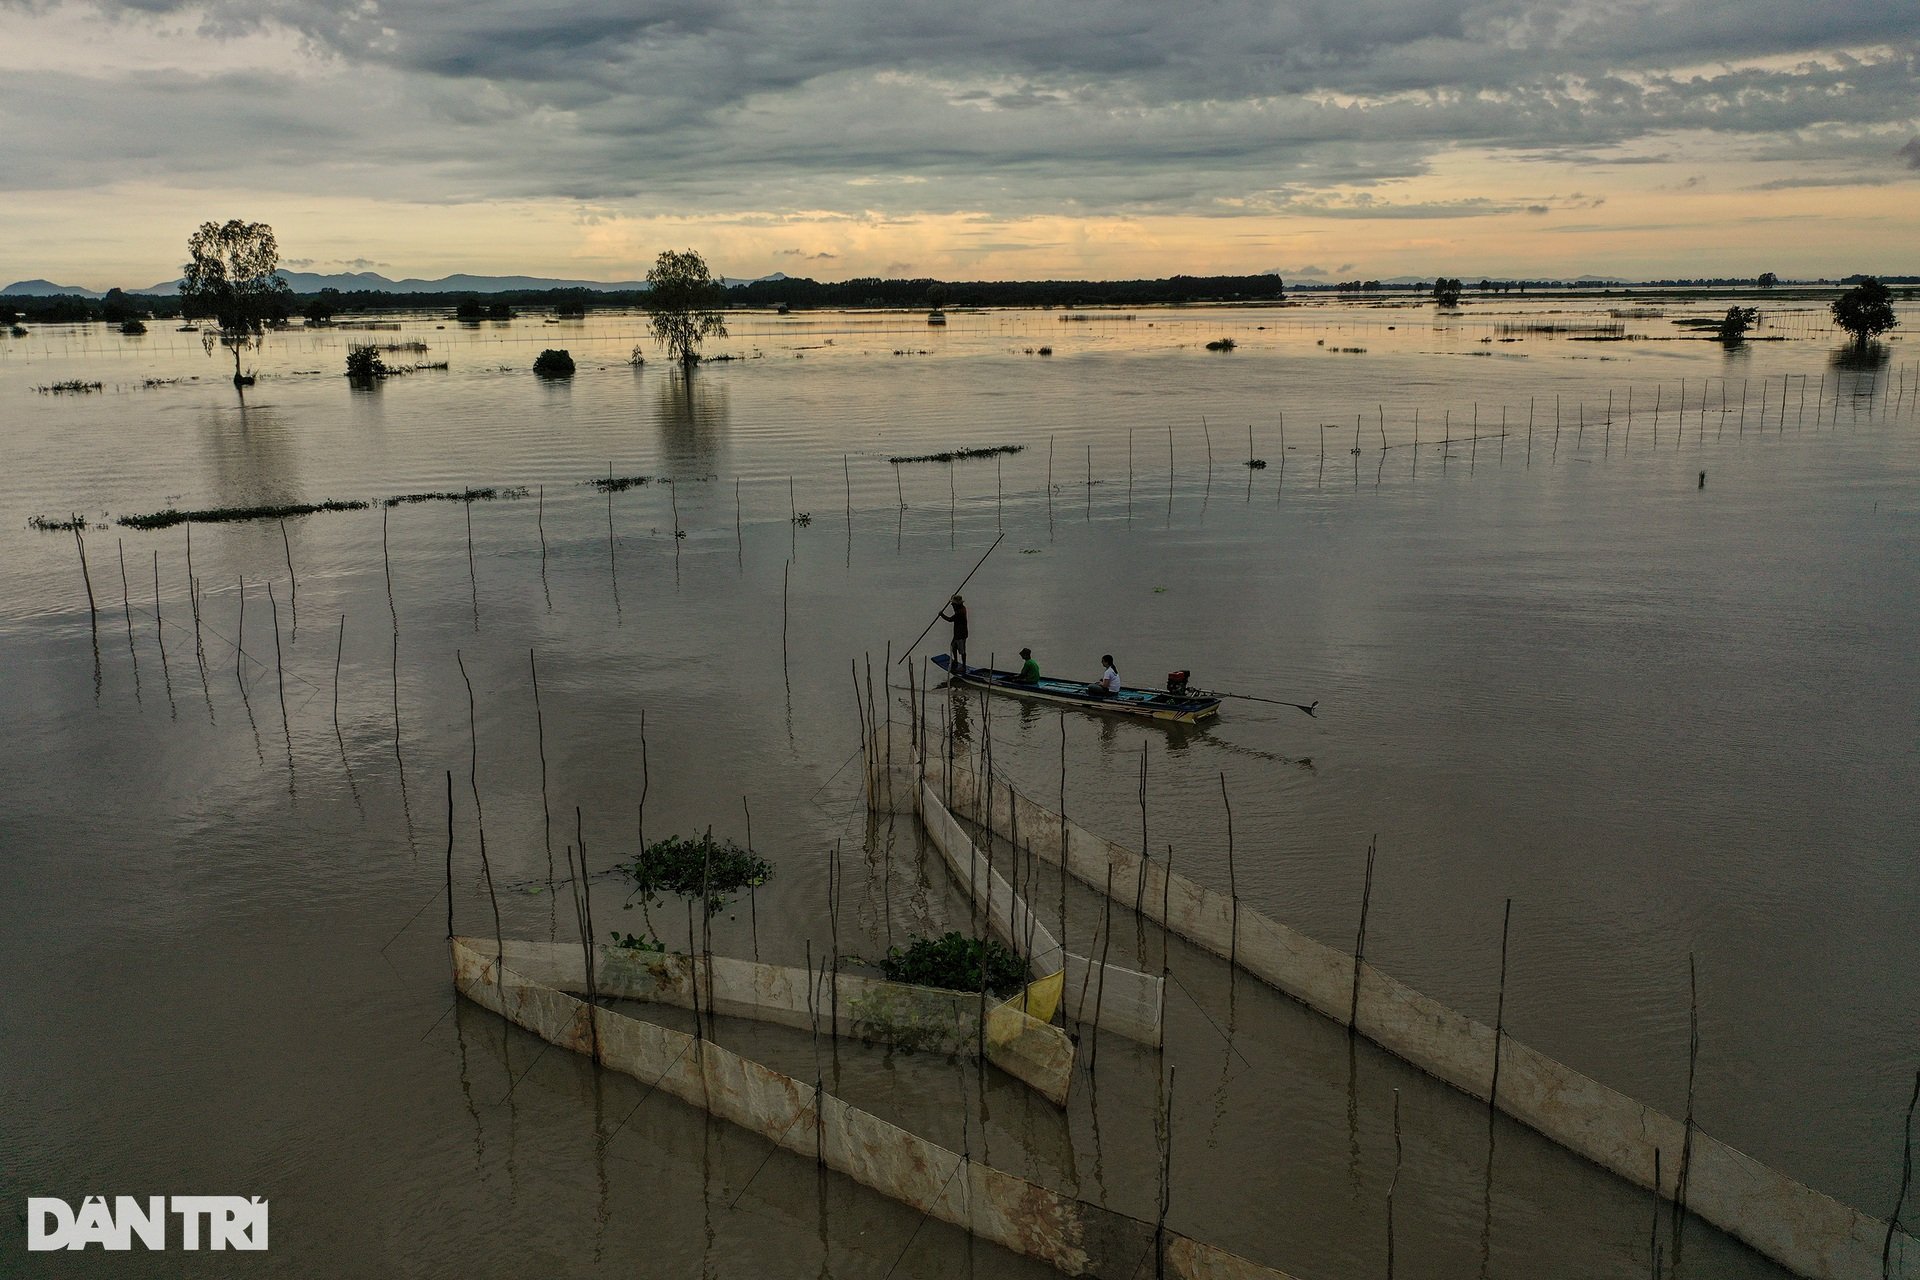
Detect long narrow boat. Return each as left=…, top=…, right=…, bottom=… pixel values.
left=932, top=654, right=1221, bottom=722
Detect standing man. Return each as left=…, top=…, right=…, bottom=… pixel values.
left=940, top=594, right=969, bottom=670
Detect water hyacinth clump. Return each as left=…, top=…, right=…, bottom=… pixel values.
left=877, top=931, right=1029, bottom=999
left=620, top=834, right=773, bottom=916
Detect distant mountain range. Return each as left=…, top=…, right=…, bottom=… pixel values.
left=2, top=270, right=790, bottom=297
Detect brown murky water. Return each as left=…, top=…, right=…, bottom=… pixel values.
left=2, top=299, right=1915, bottom=1277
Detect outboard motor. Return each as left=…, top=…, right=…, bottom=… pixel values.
left=1166, top=670, right=1191, bottom=695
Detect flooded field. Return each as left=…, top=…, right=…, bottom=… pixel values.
left=1, top=298, right=1916, bottom=1277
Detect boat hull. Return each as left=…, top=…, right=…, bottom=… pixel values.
left=932, top=655, right=1220, bottom=722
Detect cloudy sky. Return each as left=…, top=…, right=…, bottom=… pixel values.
left=2, top=0, right=1916, bottom=287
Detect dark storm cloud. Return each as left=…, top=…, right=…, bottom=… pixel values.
left=5, top=0, right=1917, bottom=213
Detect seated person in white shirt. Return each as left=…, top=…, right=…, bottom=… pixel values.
left=1089, top=655, right=1120, bottom=696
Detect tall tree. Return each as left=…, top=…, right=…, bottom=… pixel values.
left=1830, top=278, right=1897, bottom=346
left=180, top=219, right=292, bottom=388
left=1432, top=277, right=1464, bottom=307
left=643, top=249, right=727, bottom=364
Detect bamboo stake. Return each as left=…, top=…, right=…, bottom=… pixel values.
left=455, top=650, right=504, bottom=983
left=1387, top=1087, right=1403, bottom=1280
left=117, top=539, right=140, bottom=699
left=267, top=579, right=289, bottom=744
left=1220, top=772, right=1238, bottom=968
left=445, top=770, right=456, bottom=940
left=73, top=522, right=97, bottom=632
left=1672, top=951, right=1699, bottom=1255
left=1885, top=1069, right=1919, bottom=1276
left=1489, top=897, right=1512, bottom=1123
left=531, top=649, right=555, bottom=887
left=279, top=519, right=297, bottom=641
left=537, top=484, right=551, bottom=610
left=1349, top=836, right=1377, bottom=1030
left=332, top=614, right=346, bottom=734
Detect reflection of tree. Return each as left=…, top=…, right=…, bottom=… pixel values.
left=653, top=370, right=731, bottom=471
left=1827, top=341, right=1889, bottom=412
left=1830, top=341, right=1890, bottom=372
left=200, top=401, right=302, bottom=510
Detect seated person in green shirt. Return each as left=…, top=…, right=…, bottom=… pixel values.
left=1015, top=647, right=1040, bottom=683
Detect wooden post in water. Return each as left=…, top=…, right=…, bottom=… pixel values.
left=72, top=523, right=97, bottom=633
left=280, top=519, right=297, bottom=641
left=1672, top=951, right=1700, bottom=1259
left=1387, top=1086, right=1403, bottom=1280
left=333, top=614, right=346, bottom=734
left=1489, top=898, right=1512, bottom=1127
left=1220, top=771, right=1238, bottom=968
left=1349, top=836, right=1378, bottom=1030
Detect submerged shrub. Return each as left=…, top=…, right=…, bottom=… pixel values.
left=533, top=348, right=576, bottom=377
left=345, top=343, right=390, bottom=380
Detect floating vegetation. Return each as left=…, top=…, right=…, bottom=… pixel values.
left=532, top=348, right=575, bottom=378
left=1058, top=313, right=1135, bottom=322
left=888, top=445, right=1026, bottom=464
left=27, top=514, right=90, bottom=532
left=9, top=324, right=28, bottom=337
left=383, top=487, right=530, bottom=507
left=588, top=474, right=654, bottom=492
left=1496, top=322, right=1625, bottom=336
left=36, top=380, right=102, bottom=394
left=608, top=931, right=665, bottom=953
left=119, top=319, right=147, bottom=336
left=119, top=500, right=371, bottom=531
left=620, top=834, right=773, bottom=915
left=792, top=511, right=813, bottom=526
left=1036, top=346, right=1052, bottom=356
left=1328, top=346, right=1367, bottom=354
left=876, top=931, right=1028, bottom=999
left=891, top=349, right=933, bottom=356
left=142, top=377, right=180, bottom=388
left=380, top=341, right=430, bottom=353
left=1020, top=548, right=1042, bottom=555
left=1245, top=458, right=1268, bottom=469
left=1204, top=337, right=1238, bottom=351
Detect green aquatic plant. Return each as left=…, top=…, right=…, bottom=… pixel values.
left=383, top=487, right=529, bottom=507
left=888, top=445, right=1025, bottom=464
left=620, top=834, right=773, bottom=916
left=877, top=932, right=1028, bottom=999
left=587, top=474, right=654, bottom=492
left=609, top=931, right=665, bottom=953
left=118, top=499, right=369, bottom=530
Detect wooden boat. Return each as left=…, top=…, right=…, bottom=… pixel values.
left=933, top=655, right=1221, bottom=722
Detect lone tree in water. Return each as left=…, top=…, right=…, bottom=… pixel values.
left=1432, top=276, right=1464, bottom=307
left=643, top=248, right=727, bottom=364
left=1830, top=278, right=1897, bottom=346
left=180, top=219, right=292, bottom=388
left=1717, top=305, right=1760, bottom=342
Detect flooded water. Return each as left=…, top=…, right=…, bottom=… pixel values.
left=2, top=299, right=1916, bottom=1278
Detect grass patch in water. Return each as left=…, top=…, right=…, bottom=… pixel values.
left=587, top=474, right=655, bottom=492
left=383, top=487, right=529, bottom=507
left=118, top=500, right=370, bottom=530
left=888, top=445, right=1026, bottom=464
